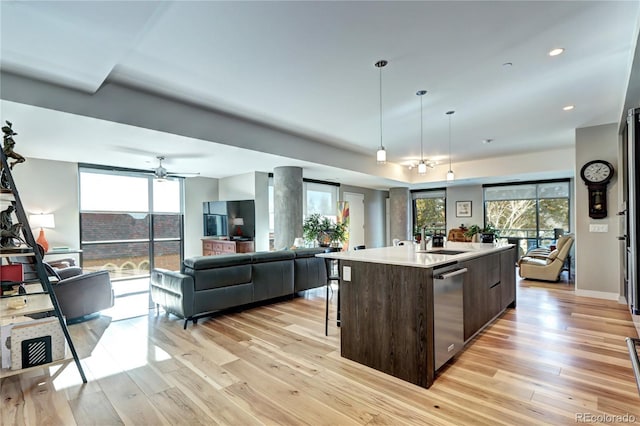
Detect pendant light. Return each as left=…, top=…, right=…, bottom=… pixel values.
left=416, top=90, right=428, bottom=174
left=375, top=60, right=388, bottom=164
left=446, top=110, right=455, bottom=181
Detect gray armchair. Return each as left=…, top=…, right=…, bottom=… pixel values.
left=52, top=270, right=114, bottom=322
left=8, top=245, right=114, bottom=322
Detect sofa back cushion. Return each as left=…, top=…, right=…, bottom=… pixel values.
left=294, top=254, right=327, bottom=292
left=184, top=254, right=252, bottom=270
left=184, top=254, right=253, bottom=291
left=250, top=251, right=295, bottom=263
left=190, top=265, right=253, bottom=291
left=251, top=251, right=295, bottom=301
left=292, top=247, right=327, bottom=259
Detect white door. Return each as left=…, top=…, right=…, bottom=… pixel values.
left=344, top=192, right=365, bottom=249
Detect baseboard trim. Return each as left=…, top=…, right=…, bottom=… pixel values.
left=574, top=289, right=619, bottom=301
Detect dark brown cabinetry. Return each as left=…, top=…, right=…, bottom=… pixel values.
left=337, top=246, right=517, bottom=389
left=461, top=247, right=516, bottom=341
left=202, top=239, right=254, bottom=256
left=500, top=247, right=517, bottom=311
left=340, top=261, right=435, bottom=389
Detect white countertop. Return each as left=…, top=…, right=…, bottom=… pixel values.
left=316, top=241, right=514, bottom=269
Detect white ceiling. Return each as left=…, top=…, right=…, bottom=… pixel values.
left=1, top=1, right=639, bottom=189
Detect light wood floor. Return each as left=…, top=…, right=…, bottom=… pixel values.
left=2, top=277, right=639, bottom=425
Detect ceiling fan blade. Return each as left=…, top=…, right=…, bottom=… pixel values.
left=166, top=172, right=200, bottom=177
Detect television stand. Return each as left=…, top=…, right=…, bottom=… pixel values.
left=202, top=239, right=255, bottom=256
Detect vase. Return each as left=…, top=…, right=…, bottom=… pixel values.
left=480, top=233, right=495, bottom=243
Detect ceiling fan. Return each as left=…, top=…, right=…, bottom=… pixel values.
left=150, top=156, right=200, bottom=180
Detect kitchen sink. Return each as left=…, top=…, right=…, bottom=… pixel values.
left=425, top=249, right=468, bottom=255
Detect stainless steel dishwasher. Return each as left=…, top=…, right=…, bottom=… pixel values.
left=433, top=263, right=467, bottom=371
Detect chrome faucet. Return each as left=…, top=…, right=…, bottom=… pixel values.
left=420, top=227, right=428, bottom=251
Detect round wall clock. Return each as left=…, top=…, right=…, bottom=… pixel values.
left=580, top=159, right=614, bottom=184
left=580, top=160, right=614, bottom=219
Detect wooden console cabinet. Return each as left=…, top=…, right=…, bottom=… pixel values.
left=202, top=239, right=255, bottom=256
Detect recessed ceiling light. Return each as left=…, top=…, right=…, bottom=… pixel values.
left=482, top=138, right=493, bottom=144
left=549, top=48, right=564, bottom=57
left=563, top=105, right=574, bottom=111
left=502, top=62, right=513, bottom=67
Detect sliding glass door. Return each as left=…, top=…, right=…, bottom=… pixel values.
left=79, top=168, right=184, bottom=298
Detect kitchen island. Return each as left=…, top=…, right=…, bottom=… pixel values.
left=317, top=242, right=517, bottom=388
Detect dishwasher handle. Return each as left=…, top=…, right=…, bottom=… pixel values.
left=434, top=267, right=468, bottom=280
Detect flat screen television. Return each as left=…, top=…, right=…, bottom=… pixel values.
left=203, top=214, right=227, bottom=237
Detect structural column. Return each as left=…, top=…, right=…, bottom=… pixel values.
left=389, top=187, right=411, bottom=242
left=274, top=166, right=303, bottom=250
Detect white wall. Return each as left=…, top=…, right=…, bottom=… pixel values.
left=340, top=184, right=389, bottom=248
left=575, top=123, right=621, bottom=300
left=445, top=185, right=484, bottom=232
left=9, top=158, right=80, bottom=263
left=184, top=177, right=218, bottom=258
left=218, top=172, right=270, bottom=251
left=219, top=173, right=256, bottom=200
left=412, top=147, right=574, bottom=185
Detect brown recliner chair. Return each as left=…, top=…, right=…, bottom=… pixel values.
left=517, top=235, right=574, bottom=281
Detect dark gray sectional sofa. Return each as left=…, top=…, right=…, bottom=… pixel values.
left=150, top=247, right=327, bottom=328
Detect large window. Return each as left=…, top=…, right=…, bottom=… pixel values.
left=79, top=168, right=184, bottom=295
left=412, top=189, right=447, bottom=236
left=304, top=181, right=339, bottom=220
left=268, top=177, right=339, bottom=249
left=484, top=180, right=570, bottom=253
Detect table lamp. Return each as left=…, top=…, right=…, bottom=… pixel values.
left=232, top=217, right=244, bottom=236
left=29, top=213, right=55, bottom=252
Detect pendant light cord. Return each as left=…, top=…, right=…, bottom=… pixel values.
left=420, top=95, right=424, bottom=161
left=447, top=110, right=455, bottom=170
left=448, top=114, right=451, bottom=170
left=379, top=65, right=383, bottom=150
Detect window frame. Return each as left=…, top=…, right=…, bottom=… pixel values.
left=483, top=179, right=571, bottom=250
left=78, top=165, right=185, bottom=285
left=411, top=188, right=447, bottom=236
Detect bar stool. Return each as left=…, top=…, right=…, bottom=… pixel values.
left=324, top=247, right=341, bottom=336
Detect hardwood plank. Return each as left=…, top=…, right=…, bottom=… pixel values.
left=68, top=391, right=124, bottom=426
left=148, top=387, right=212, bottom=426
left=4, top=275, right=640, bottom=425
left=97, top=371, right=170, bottom=426
left=223, top=380, right=307, bottom=426
left=1, top=375, right=29, bottom=426
left=18, top=375, right=77, bottom=426
left=125, top=365, right=173, bottom=397
left=164, top=366, right=261, bottom=426
left=223, top=358, right=360, bottom=425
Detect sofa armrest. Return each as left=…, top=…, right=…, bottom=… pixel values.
left=150, top=268, right=195, bottom=319
left=53, top=270, right=114, bottom=320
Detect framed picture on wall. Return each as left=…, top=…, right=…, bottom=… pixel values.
left=456, top=201, right=472, bottom=217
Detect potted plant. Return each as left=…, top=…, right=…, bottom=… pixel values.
left=464, top=224, right=482, bottom=242
left=480, top=223, right=500, bottom=243
left=331, top=220, right=348, bottom=247
left=463, top=224, right=499, bottom=243
left=303, top=213, right=324, bottom=246
left=303, top=214, right=348, bottom=247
